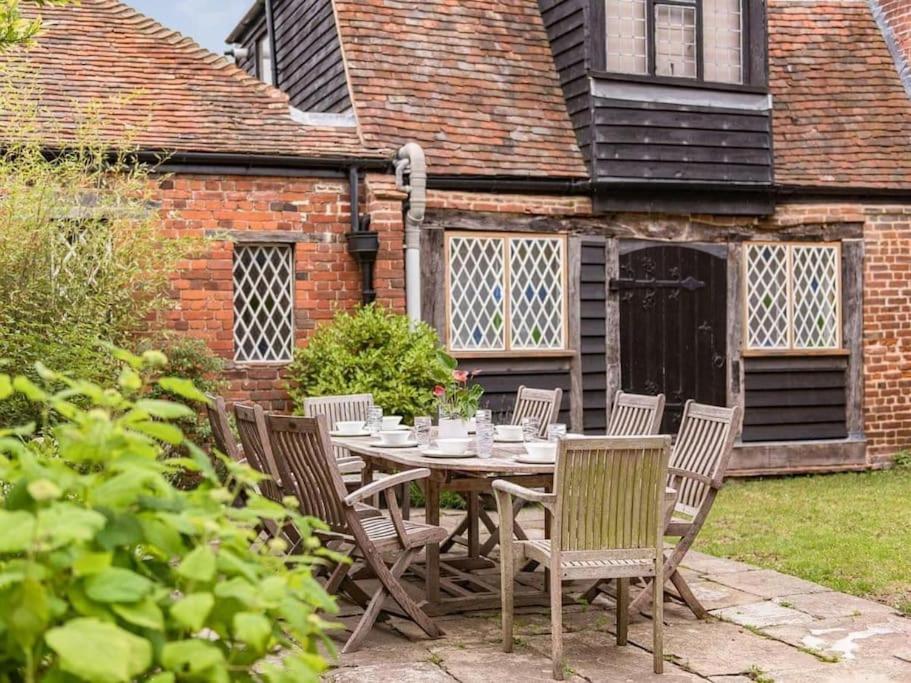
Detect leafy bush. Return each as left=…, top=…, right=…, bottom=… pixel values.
left=0, top=68, right=196, bottom=429
left=0, top=350, right=337, bottom=682
left=287, top=305, right=454, bottom=422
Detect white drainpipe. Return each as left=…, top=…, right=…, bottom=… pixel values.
left=395, top=143, right=427, bottom=324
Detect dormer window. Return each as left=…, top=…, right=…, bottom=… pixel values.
left=604, top=0, right=743, bottom=84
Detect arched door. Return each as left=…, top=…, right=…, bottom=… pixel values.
left=615, top=242, right=728, bottom=433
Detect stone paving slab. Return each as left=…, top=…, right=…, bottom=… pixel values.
left=712, top=600, right=816, bottom=628
left=678, top=578, right=768, bottom=611
left=429, top=643, right=586, bottom=683
left=706, top=569, right=831, bottom=599
left=763, top=613, right=911, bottom=663
left=680, top=550, right=758, bottom=575
left=326, top=662, right=455, bottom=682
left=773, top=591, right=898, bottom=620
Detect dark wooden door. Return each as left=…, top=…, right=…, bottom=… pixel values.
left=617, top=243, right=727, bottom=433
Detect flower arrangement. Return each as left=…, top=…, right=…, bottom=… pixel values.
left=434, top=369, right=484, bottom=420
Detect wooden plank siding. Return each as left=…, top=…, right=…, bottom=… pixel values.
left=232, top=0, right=352, bottom=114
left=470, top=356, right=573, bottom=427
left=580, top=241, right=609, bottom=432
left=592, top=97, right=774, bottom=184
left=538, top=0, right=592, bottom=166
left=742, top=356, right=849, bottom=442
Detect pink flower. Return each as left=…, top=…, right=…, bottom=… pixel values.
left=433, top=385, right=446, bottom=398
left=453, top=370, right=469, bottom=383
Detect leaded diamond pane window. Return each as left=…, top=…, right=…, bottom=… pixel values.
left=233, top=244, right=295, bottom=363
left=744, top=243, right=841, bottom=352
left=446, top=234, right=567, bottom=353
left=448, top=236, right=506, bottom=351
left=509, top=238, right=566, bottom=350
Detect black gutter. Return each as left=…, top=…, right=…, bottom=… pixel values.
left=133, top=150, right=391, bottom=173
left=263, top=0, right=279, bottom=87
left=345, top=165, right=380, bottom=304
left=776, top=184, right=911, bottom=201
left=427, top=174, right=591, bottom=195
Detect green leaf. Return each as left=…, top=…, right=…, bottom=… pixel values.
left=27, top=478, right=62, bottom=501
left=112, top=597, right=164, bottom=631
left=13, top=376, right=47, bottom=401
left=161, top=639, right=225, bottom=674
left=177, top=545, right=217, bottom=583
left=36, top=504, right=107, bottom=549
left=233, top=612, right=272, bottom=653
left=141, top=349, right=168, bottom=369
left=73, top=551, right=113, bottom=577
left=117, top=367, right=142, bottom=392
left=46, top=617, right=152, bottom=683
left=0, top=510, right=36, bottom=552
left=158, top=377, right=209, bottom=403
left=0, top=374, right=12, bottom=400
left=130, top=420, right=184, bottom=446
left=85, top=568, right=153, bottom=603
left=133, top=399, right=194, bottom=420
left=110, top=347, right=144, bottom=370
left=10, top=579, right=48, bottom=649
left=169, top=592, right=214, bottom=631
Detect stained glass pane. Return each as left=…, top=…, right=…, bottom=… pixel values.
left=792, top=245, right=840, bottom=349
left=745, top=243, right=789, bottom=350
left=448, top=236, right=506, bottom=351
left=509, top=237, right=565, bottom=350
left=233, top=244, right=295, bottom=362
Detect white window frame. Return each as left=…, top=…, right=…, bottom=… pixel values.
left=444, top=232, right=568, bottom=355
left=233, top=242, right=295, bottom=364
left=743, top=242, right=843, bottom=354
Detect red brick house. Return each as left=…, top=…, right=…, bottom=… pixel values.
left=225, top=0, right=911, bottom=473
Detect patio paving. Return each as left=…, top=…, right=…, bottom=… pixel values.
left=322, top=508, right=911, bottom=682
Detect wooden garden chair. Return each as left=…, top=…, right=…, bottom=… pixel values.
left=627, top=401, right=741, bottom=618
left=204, top=393, right=244, bottom=464
left=607, top=390, right=666, bottom=436
left=267, top=413, right=447, bottom=653
left=510, top=385, right=563, bottom=437
left=494, top=435, right=671, bottom=679
left=302, top=393, right=374, bottom=460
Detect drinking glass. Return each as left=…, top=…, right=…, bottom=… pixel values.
left=414, top=416, right=433, bottom=448
left=521, top=416, right=541, bottom=442
left=475, top=409, right=494, bottom=459
left=366, top=406, right=383, bottom=435
left=547, top=423, right=567, bottom=442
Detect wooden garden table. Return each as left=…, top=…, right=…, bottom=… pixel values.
left=332, top=435, right=678, bottom=616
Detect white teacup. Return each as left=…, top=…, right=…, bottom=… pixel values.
left=436, top=438, right=472, bottom=456
left=378, top=430, right=410, bottom=446
left=523, top=441, right=557, bottom=463
left=335, top=420, right=366, bottom=435
left=496, top=424, right=524, bottom=441
left=382, top=415, right=403, bottom=430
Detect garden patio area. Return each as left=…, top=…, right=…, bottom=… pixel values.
left=325, top=505, right=911, bottom=683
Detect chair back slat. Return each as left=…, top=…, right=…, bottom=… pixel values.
left=204, top=394, right=243, bottom=463
left=510, top=386, right=563, bottom=437
left=606, top=391, right=665, bottom=436
left=233, top=403, right=284, bottom=504
left=267, top=414, right=350, bottom=534
left=302, top=394, right=374, bottom=459
left=670, top=401, right=740, bottom=515
left=555, top=436, right=670, bottom=552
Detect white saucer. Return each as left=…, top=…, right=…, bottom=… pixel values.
left=421, top=448, right=477, bottom=459
left=514, top=455, right=556, bottom=465
left=330, top=430, right=372, bottom=437
left=372, top=440, right=419, bottom=449
left=494, top=437, right=524, bottom=444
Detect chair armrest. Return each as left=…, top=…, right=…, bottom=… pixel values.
left=491, top=480, right=556, bottom=509
left=344, top=468, right=431, bottom=507
left=337, top=457, right=365, bottom=475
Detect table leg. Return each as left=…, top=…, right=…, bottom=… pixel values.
left=425, top=478, right=441, bottom=605
left=543, top=480, right=552, bottom=593
left=467, top=492, right=480, bottom=559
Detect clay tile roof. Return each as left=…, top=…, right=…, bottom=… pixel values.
left=770, top=0, right=911, bottom=189
left=332, top=0, right=588, bottom=179
left=0, top=0, right=384, bottom=161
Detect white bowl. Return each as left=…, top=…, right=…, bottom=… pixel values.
left=496, top=425, right=524, bottom=441
left=336, top=420, right=366, bottom=434
left=378, top=430, right=410, bottom=446
left=523, top=441, right=557, bottom=462
left=436, top=438, right=472, bottom=456
left=381, top=415, right=403, bottom=430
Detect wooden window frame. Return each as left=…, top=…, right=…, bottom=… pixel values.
left=444, top=232, right=569, bottom=356
left=602, top=0, right=748, bottom=87
left=742, top=242, right=844, bottom=356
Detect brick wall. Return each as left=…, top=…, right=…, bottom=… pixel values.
left=157, top=173, right=403, bottom=408
left=874, top=0, right=911, bottom=96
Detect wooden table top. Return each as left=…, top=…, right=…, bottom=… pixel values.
left=332, top=435, right=556, bottom=475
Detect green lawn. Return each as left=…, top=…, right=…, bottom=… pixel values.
left=696, top=465, right=911, bottom=614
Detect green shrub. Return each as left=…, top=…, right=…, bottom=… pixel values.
left=0, top=350, right=336, bottom=682
left=287, top=305, right=454, bottom=422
